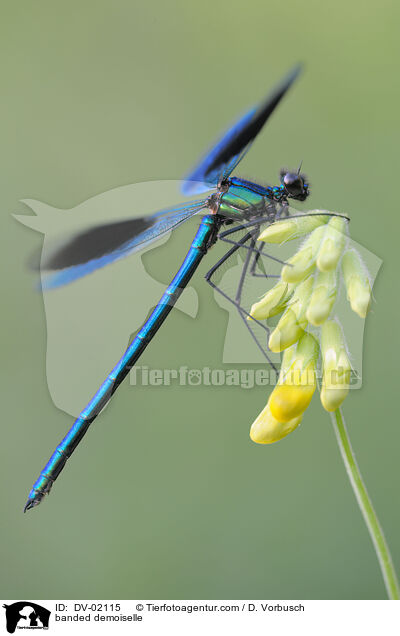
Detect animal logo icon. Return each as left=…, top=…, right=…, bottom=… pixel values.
left=3, top=602, right=50, bottom=634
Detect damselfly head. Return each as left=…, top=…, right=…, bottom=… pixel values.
left=280, top=169, right=309, bottom=202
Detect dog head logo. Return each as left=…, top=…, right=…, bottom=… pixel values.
left=3, top=602, right=50, bottom=633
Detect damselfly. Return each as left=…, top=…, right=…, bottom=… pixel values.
left=24, top=65, right=340, bottom=511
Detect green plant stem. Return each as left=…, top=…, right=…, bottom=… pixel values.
left=331, top=407, right=400, bottom=599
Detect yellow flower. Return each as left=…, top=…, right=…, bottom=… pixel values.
left=269, top=333, right=318, bottom=422
left=250, top=404, right=302, bottom=444
left=317, top=216, right=348, bottom=272
left=250, top=334, right=318, bottom=445
left=268, top=277, right=313, bottom=352
left=342, top=250, right=371, bottom=318
left=248, top=209, right=373, bottom=445
left=320, top=320, right=351, bottom=412
left=248, top=281, right=294, bottom=321
left=281, top=225, right=325, bottom=283
left=306, top=269, right=337, bottom=326
left=257, top=212, right=329, bottom=244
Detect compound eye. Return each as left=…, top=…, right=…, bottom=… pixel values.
left=283, top=172, right=304, bottom=196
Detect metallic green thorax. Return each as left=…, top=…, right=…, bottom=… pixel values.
left=218, top=183, right=267, bottom=220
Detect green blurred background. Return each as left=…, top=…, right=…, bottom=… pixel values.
left=1, top=0, right=399, bottom=600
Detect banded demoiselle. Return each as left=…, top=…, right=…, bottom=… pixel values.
left=24, top=65, right=340, bottom=511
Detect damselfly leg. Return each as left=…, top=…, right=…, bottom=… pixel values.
left=205, top=223, right=283, bottom=370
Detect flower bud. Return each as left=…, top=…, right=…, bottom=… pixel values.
left=316, top=216, right=348, bottom=272
left=258, top=212, right=329, bottom=244
left=268, top=277, right=313, bottom=352
left=269, top=333, right=319, bottom=422
left=342, top=250, right=371, bottom=318
left=248, top=281, right=294, bottom=321
left=281, top=225, right=325, bottom=283
left=320, top=320, right=351, bottom=412
left=306, top=269, right=337, bottom=326
left=250, top=403, right=302, bottom=444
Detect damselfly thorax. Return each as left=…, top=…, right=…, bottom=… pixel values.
left=207, top=174, right=309, bottom=224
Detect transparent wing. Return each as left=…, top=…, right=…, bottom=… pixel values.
left=41, top=198, right=208, bottom=289
left=182, top=65, right=302, bottom=195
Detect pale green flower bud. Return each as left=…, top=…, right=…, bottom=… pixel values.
left=281, top=225, right=325, bottom=283
left=277, top=344, right=297, bottom=382
left=317, top=216, right=348, bottom=272
left=257, top=212, right=329, bottom=244
left=268, top=277, right=313, bottom=352
left=306, top=269, right=337, bottom=326
left=320, top=320, right=351, bottom=412
left=248, top=281, right=294, bottom=321
left=342, top=250, right=371, bottom=318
